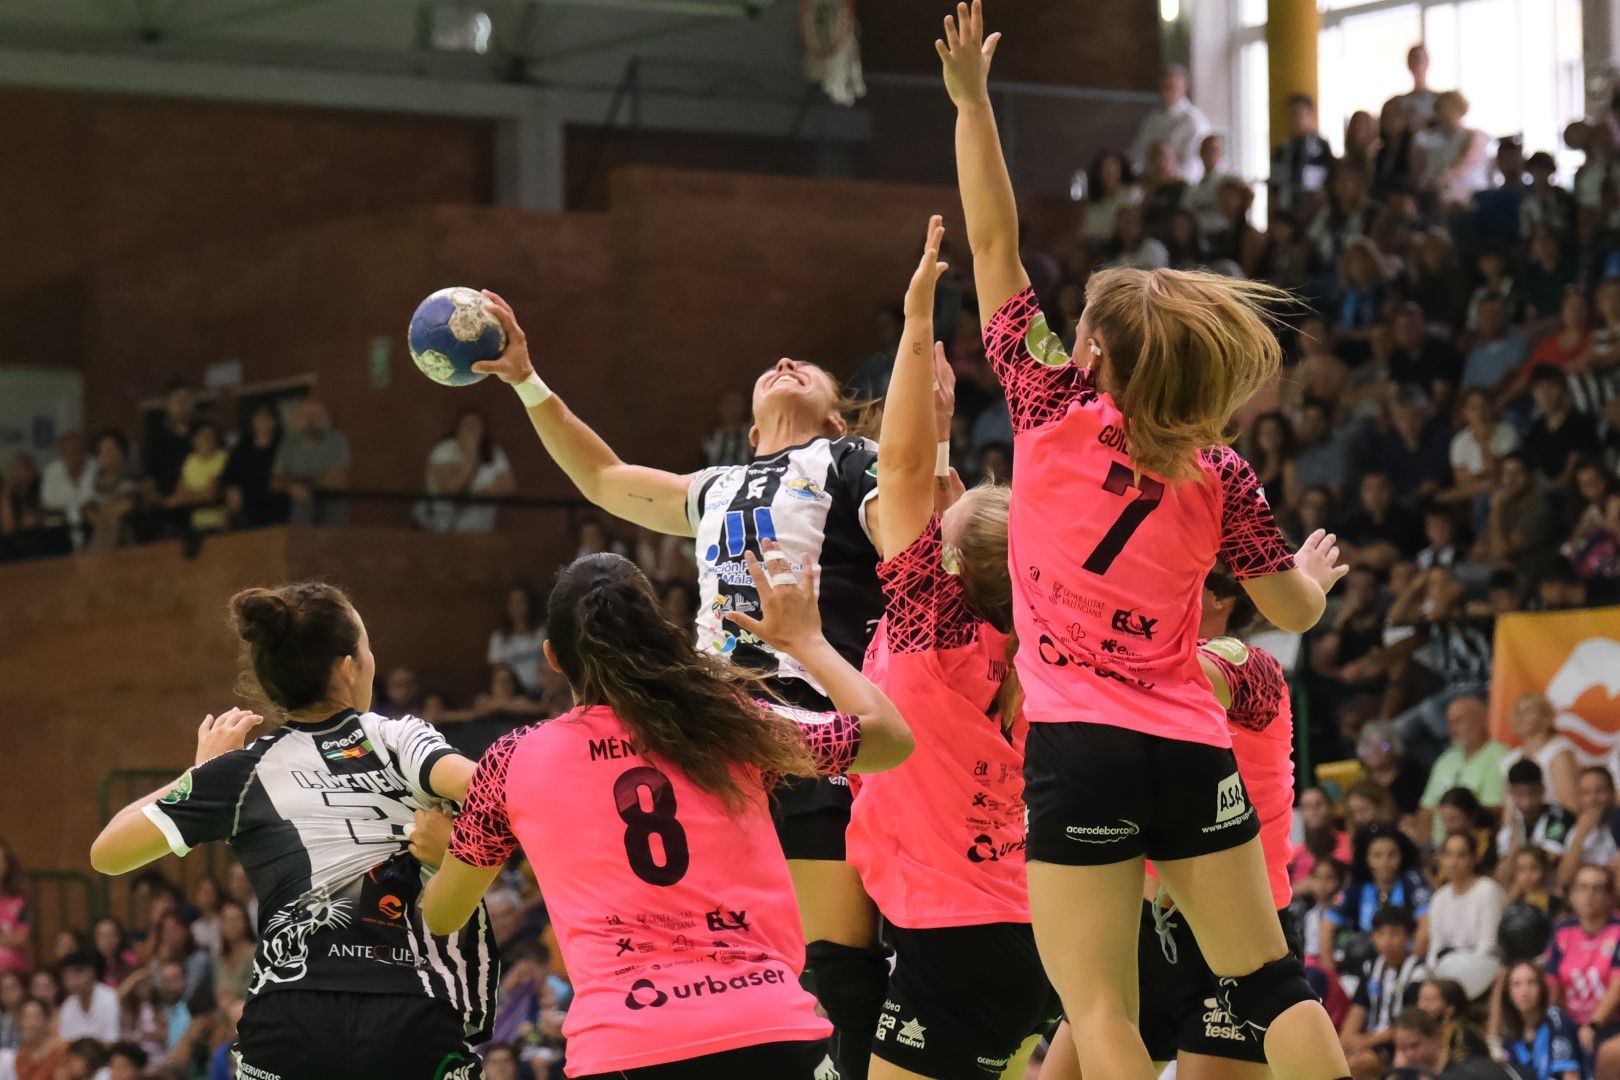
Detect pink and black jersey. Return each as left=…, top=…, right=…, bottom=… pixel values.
left=449, top=704, right=859, bottom=1076
left=1200, top=639, right=1295, bottom=909
left=847, top=519, right=1030, bottom=929
left=984, top=288, right=1294, bottom=748
left=1545, top=916, right=1620, bottom=1025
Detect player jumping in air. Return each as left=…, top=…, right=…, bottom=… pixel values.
left=939, top=3, right=1349, bottom=1077
left=419, top=545, right=914, bottom=1079
left=847, top=215, right=1060, bottom=1080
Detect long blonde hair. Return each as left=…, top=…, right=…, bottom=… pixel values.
left=1083, top=268, right=1288, bottom=482
left=950, top=485, right=1022, bottom=727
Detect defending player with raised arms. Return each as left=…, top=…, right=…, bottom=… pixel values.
left=91, top=584, right=494, bottom=1079
left=939, top=3, right=1350, bottom=1077
left=469, top=290, right=924, bottom=1077
left=848, top=215, right=1060, bottom=1080
left=419, top=545, right=913, bottom=1079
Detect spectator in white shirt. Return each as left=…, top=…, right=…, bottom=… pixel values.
left=487, top=585, right=547, bottom=697
left=1183, top=133, right=1242, bottom=236
left=1414, top=91, right=1490, bottom=210
left=1424, top=831, right=1507, bottom=970
left=1442, top=388, right=1520, bottom=507
left=417, top=409, right=515, bottom=534
left=55, top=952, right=119, bottom=1044
left=39, top=432, right=97, bottom=548
left=1127, top=65, right=1212, bottom=183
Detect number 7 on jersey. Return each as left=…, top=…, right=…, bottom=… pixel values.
left=1082, top=462, right=1165, bottom=575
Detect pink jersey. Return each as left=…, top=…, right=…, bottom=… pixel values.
left=1202, top=639, right=1295, bottom=909
left=984, top=288, right=1294, bottom=748
left=450, top=704, right=859, bottom=1075
left=848, top=520, right=1030, bottom=928
left=1545, top=917, right=1620, bottom=1025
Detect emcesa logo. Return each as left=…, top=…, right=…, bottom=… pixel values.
left=623, top=968, right=792, bottom=1010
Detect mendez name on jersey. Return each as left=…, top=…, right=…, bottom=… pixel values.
left=143, top=710, right=496, bottom=1036
left=687, top=435, right=884, bottom=695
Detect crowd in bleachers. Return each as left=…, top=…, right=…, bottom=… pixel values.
left=6, top=35, right=1620, bottom=1080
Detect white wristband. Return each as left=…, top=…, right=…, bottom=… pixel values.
left=513, top=372, right=553, bottom=408
left=935, top=441, right=951, bottom=477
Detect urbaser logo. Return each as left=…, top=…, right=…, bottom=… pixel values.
left=624, top=979, right=668, bottom=1010
left=623, top=968, right=792, bottom=1011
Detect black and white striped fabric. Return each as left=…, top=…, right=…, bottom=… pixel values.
left=144, top=710, right=496, bottom=1036
left=1352, top=953, right=1429, bottom=1035
left=687, top=435, right=883, bottom=697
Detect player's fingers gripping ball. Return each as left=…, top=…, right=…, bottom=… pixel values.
left=408, top=287, right=507, bottom=387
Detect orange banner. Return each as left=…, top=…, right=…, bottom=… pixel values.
left=1490, top=606, right=1620, bottom=761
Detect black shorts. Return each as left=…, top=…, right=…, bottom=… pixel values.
left=873, top=923, right=1063, bottom=1079
left=1137, top=900, right=1268, bottom=1064
left=767, top=679, right=853, bottom=862
left=573, top=1038, right=839, bottom=1079
left=234, top=990, right=480, bottom=1080
left=1024, top=722, right=1260, bottom=865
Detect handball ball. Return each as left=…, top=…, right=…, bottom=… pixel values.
left=407, top=287, right=506, bottom=387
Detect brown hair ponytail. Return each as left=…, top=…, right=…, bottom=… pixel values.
left=229, top=582, right=359, bottom=714
left=546, top=554, right=815, bottom=810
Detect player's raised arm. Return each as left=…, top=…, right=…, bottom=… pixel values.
left=472, top=290, right=696, bottom=537
left=938, top=0, right=1029, bottom=322
left=874, top=216, right=956, bottom=558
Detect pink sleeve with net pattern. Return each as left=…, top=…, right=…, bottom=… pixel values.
left=762, top=705, right=862, bottom=778
left=1200, top=643, right=1286, bottom=734
left=982, top=288, right=1094, bottom=434
left=448, top=727, right=526, bottom=869
left=1204, top=446, right=1295, bottom=579
left=877, top=519, right=977, bottom=654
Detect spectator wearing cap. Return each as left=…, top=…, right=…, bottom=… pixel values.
left=1414, top=92, right=1490, bottom=210
left=1271, top=93, right=1336, bottom=217
left=1418, top=695, right=1506, bottom=844
left=1495, top=760, right=1576, bottom=875
left=1126, top=64, right=1211, bottom=183
left=1521, top=151, right=1576, bottom=241
left=1485, top=452, right=1560, bottom=571
left=1523, top=367, right=1602, bottom=486
left=1386, top=43, right=1438, bottom=129
left=55, top=952, right=117, bottom=1045
left=1460, top=295, right=1531, bottom=395
left=1501, top=692, right=1580, bottom=811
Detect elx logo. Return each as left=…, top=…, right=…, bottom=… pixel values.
left=1110, top=609, right=1157, bottom=641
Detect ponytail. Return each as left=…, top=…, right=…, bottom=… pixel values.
left=548, top=554, right=816, bottom=811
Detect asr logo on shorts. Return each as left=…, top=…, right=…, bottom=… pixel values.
left=1204, top=772, right=1254, bottom=835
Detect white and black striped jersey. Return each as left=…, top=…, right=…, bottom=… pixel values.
left=144, top=710, right=496, bottom=1036
left=686, top=435, right=883, bottom=699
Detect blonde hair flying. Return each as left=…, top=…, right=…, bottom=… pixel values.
left=1083, top=267, right=1288, bottom=482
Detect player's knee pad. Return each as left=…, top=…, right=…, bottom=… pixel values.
left=802, top=940, right=890, bottom=1023
left=1215, top=954, right=1316, bottom=1034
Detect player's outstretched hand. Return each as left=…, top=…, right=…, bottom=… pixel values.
left=471, top=290, right=536, bottom=386
left=195, top=708, right=261, bottom=766
left=408, top=809, right=454, bottom=869
left=723, top=540, right=824, bottom=656
left=904, top=215, right=950, bottom=322
left=936, top=0, right=1000, bottom=109
left=1295, top=529, right=1350, bottom=595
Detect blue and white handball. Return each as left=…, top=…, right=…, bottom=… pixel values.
left=407, top=287, right=507, bottom=387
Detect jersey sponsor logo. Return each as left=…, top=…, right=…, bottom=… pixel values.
left=160, top=770, right=194, bottom=805
left=1201, top=997, right=1250, bottom=1042
left=376, top=895, right=403, bottom=921
left=1023, top=312, right=1070, bottom=368
left=1202, top=773, right=1255, bottom=835
left=1110, top=608, right=1158, bottom=641
left=250, top=887, right=355, bottom=994
left=320, top=728, right=369, bottom=752
left=621, top=968, right=790, bottom=1010
left=1097, top=423, right=1130, bottom=453
left=896, top=1017, right=927, bottom=1049
left=703, top=507, right=779, bottom=564
left=1036, top=634, right=1156, bottom=691
left=1046, top=578, right=1105, bottom=618
left=1066, top=820, right=1141, bottom=843
left=705, top=907, right=750, bottom=933
left=967, top=833, right=1027, bottom=863
left=433, top=1053, right=480, bottom=1080
left=814, top=1055, right=841, bottom=1080
left=325, top=943, right=416, bottom=965
left=232, top=1054, right=281, bottom=1080
left=323, top=739, right=374, bottom=762
left=784, top=477, right=824, bottom=501
left=1201, top=637, right=1250, bottom=665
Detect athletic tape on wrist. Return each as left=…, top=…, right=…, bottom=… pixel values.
left=514, top=372, right=553, bottom=408
left=935, top=441, right=951, bottom=477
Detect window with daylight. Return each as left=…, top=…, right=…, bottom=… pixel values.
left=1219, top=0, right=1584, bottom=221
